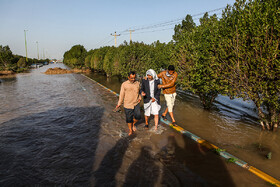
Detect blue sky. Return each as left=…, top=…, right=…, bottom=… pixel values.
left=0, top=0, right=236, bottom=59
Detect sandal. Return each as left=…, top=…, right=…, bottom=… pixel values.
left=172, top=121, right=178, bottom=127
left=161, top=114, right=167, bottom=121
left=145, top=124, right=149, bottom=129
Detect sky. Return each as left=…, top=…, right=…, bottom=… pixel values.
left=0, top=0, right=236, bottom=60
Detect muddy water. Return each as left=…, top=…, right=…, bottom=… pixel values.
left=0, top=64, right=273, bottom=186
left=86, top=72, right=280, bottom=181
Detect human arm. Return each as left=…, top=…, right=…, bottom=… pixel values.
left=155, top=81, right=161, bottom=100
left=160, top=73, right=178, bottom=89
left=116, top=83, right=125, bottom=108
left=140, top=80, right=146, bottom=96
left=137, top=82, right=142, bottom=102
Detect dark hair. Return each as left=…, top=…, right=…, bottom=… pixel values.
left=128, top=71, right=136, bottom=77
left=168, top=65, right=175, bottom=71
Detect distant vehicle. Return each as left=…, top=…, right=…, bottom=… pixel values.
left=30, top=64, right=37, bottom=68
left=43, top=61, right=49, bottom=65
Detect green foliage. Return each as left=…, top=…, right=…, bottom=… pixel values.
left=266, top=152, right=272, bottom=160
left=62, top=0, right=279, bottom=130
left=0, top=45, right=32, bottom=72
left=213, top=148, right=226, bottom=155
left=150, top=40, right=173, bottom=72
left=85, top=50, right=95, bottom=69
left=17, top=57, right=26, bottom=68
left=103, top=47, right=116, bottom=77
left=227, top=157, right=238, bottom=163
left=218, top=0, right=280, bottom=130
left=118, top=42, right=152, bottom=77
left=173, top=14, right=196, bottom=42
left=0, top=45, right=14, bottom=70
left=63, top=45, right=87, bottom=68
left=172, top=13, right=222, bottom=109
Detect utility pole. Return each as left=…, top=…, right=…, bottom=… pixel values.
left=36, top=41, right=39, bottom=60
left=129, top=30, right=135, bottom=42
left=24, top=30, right=28, bottom=62
left=43, top=48, right=45, bottom=59
left=110, top=32, right=120, bottom=47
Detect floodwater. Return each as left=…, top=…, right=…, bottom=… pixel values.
left=0, top=63, right=276, bottom=186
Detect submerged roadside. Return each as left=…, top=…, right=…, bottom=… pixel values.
left=83, top=71, right=280, bottom=185
left=0, top=64, right=271, bottom=186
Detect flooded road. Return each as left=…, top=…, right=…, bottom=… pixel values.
left=0, top=63, right=274, bottom=186
left=87, top=71, right=280, bottom=181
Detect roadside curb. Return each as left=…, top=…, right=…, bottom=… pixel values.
left=81, top=73, right=280, bottom=186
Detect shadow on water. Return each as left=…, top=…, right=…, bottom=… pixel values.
left=156, top=134, right=235, bottom=187
left=92, top=135, right=135, bottom=186
left=0, top=106, right=104, bottom=186
left=123, top=146, right=160, bottom=187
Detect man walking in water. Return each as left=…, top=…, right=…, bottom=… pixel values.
left=116, top=71, right=141, bottom=136
left=158, top=65, right=178, bottom=126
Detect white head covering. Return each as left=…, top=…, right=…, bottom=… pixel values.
left=146, top=69, right=158, bottom=80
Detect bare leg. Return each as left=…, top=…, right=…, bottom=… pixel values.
left=145, top=115, right=149, bottom=125
left=169, top=112, right=176, bottom=123
left=154, top=115, right=159, bottom=130
left=144, top=116, right=149, bottom=129
left=162, top=108, right=168, bottom=117
left=132, top=119, right=138, bottom=131
left=128, top=123, right=133, bottom=136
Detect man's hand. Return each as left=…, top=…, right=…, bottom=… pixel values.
left=115, top=105, right=121, bottom=109
left=158, top=84, right=163, bottom=89
left=143, top=76, right=147, bottom=80
left=141, top=91, right=146, bottom=96
left=151, top=98, right=156, bottom=102
left=137, top=95, right=142, bottom=103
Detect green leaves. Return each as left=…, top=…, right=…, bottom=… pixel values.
left=62, top=0, right=279, bottom=130
left=63, top=45, right=87, bottom=68
left=218, top=0, right=280, bottom=129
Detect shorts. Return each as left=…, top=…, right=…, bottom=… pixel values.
left=164, top=93, right=176, bottom=112
left=144, top=101, right=161, bottom=116
left=124, top=103, right=141, bottom=123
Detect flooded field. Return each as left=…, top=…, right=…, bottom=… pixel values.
left=0, top=63, right=276, bottom=186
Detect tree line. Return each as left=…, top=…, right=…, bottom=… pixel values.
left=63, top=0, right=279, bottom=131
left=0, top=45, right=49, bottom=73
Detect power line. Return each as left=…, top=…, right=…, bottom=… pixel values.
left=120, top=6, right=225, bottom=33
left=95, top=6, right=225, bottom=48
left=95, top=35, right=112, bottom=46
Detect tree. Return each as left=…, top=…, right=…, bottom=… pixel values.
left=218, top=0, right=280, bottom=130
left=103, top=47, right=116, bottom=77
left=172, top=13, right=223, bottom=109
left=17, top=57, right=26, bottom=68
left=0, top=45, right=14, bottom=70
left=63, top=45, right=87, bottom=68
left=173, top=14, right=196, bottom=42
left=119, top=42, right=152, bottom=78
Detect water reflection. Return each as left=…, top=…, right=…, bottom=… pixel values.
left=0, top=75, right=17, bottom=83
left=0, top=106, right=104, bottom=186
